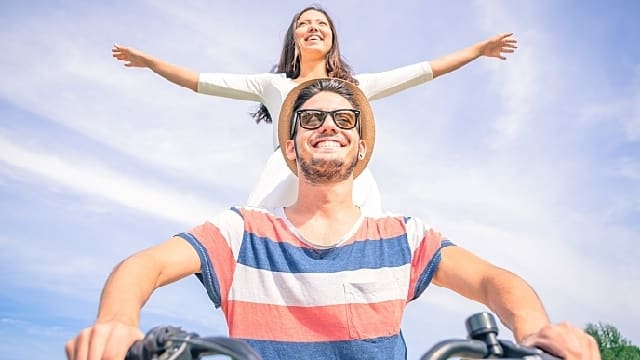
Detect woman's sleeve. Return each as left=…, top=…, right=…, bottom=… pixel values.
left=197, top=72, right=274, bottom=102
left=356, top=61, right=434, bottom=101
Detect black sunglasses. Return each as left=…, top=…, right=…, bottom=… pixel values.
left=291, top=109, right=360, bottom=138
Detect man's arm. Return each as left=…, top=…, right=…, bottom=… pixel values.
left=65, top=236, right=201, bottom=360
left=433, top=246, right=600, bottom=358
left=433, top=246, right=549, bottom=342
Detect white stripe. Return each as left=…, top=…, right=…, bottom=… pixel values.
left=210, top=209, right=245, bottom=258
left=229, top=263, right=411, bottom=306
left=405, top=217, right=429, bottom=253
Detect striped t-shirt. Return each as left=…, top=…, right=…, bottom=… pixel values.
left=178, top=207, right=452, bottom=360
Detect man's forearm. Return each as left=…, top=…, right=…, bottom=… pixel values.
left=484, top=267, right=550, bottom=342
left=96, top=253, right=160, bottom=326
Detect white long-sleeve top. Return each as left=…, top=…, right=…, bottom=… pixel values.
left=197, top=61, right=434, bottom=213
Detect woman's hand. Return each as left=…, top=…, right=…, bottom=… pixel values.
left=478, top=33, right=518, bottom=60
left=112, top=44, right=153, bottom=68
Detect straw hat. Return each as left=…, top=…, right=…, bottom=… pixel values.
left=277, top=78, right=375, bottom=179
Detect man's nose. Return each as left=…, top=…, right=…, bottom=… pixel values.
left=319, top=114, right=339, bottom=133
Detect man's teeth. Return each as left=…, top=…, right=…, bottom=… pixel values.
left=316, top=141, right=340, bottom=148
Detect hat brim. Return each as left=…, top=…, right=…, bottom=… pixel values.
left=277, top=78, right=375, bottom=179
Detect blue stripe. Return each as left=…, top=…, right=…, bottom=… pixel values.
left=237, top=233, right=412, bottom=273
left=244, top=333, right=407, bottom=360
left=412, top=240, right=455, bottom=300
left=230, top=206, right=242, bottom=217
left=177, top=232, right=222, bottom=308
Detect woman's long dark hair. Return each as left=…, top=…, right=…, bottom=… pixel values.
left=251, top=5, right=358, bottom=124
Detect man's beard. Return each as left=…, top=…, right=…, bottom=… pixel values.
left=296, top=143, right=358, bottom=185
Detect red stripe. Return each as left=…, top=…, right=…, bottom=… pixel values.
left=356, top=216, right=408, bottom=241
left=408, top=228, right=443, bottom=299
left=240, top=209, right=410, bottom=247
left=226, top=300, right=405, bottom=341
left=191, top=221, right=237, bottom=311
left=239, top=208, right=310, bottom=247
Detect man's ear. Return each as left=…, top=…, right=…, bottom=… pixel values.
left=285, top=139, right=296, bottom=161
left=358, top=140, right=367, bottom=160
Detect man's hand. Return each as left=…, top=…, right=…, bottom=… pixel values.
left=523, top=322, right=601, bottom=360
left=65, top=320, right=144, bottom=360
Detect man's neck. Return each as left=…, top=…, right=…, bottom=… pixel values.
left=291, top=178, right=355, bottom=212
left=284, top=180, right=361, bottom=247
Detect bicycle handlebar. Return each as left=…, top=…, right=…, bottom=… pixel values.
left=125, top=326, right=261, bottom=360
left=126, top=313, right=561, bottom=360
left=420, top=312, right=562, bottom=360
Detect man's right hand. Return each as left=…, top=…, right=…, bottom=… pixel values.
left=65, top=320, right=144, bottom=360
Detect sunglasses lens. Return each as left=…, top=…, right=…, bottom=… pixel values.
left=333, top=110, right=357, bottom=129
left=296, top=109, right=359, bottom=131
left=299, top=111, right=324, bottom=128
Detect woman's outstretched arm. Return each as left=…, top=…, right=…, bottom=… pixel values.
left=112, top=44, right=199, bottom=91
left=430, top=32, right=518, bottom=79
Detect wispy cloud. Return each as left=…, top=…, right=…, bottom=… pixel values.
left=1, top=1, right=639, bottom=358
left=0, top=134, right=217, bottom=223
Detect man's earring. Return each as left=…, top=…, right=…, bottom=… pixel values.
left=358, top=152, right=365, bottom=160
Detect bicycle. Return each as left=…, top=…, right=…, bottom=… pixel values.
left=125, top=312, right=560, bottom=360
left=124, top=326, right=261, bottom=360
left=419, top=312, right=561, bottom=360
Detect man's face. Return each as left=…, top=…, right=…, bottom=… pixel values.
left=286, top=91, right=365, bottom=184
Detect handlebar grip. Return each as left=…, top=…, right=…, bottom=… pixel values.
left=124, top=326, right=189, bottom=360
left=192, top=337, right=262, bottom=360
left=125, top=339, right=146, bottom=360
left=124, top=326, right=262, bottom=360
left=419, top=339, right=488, bottom=360
left=541, top=354, right=563, bottom=360
left=500, top=340, right=563, bottom=360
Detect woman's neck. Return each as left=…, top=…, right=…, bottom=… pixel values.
left=296, top=57, right=328, bottom=82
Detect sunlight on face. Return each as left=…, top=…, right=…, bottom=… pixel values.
left=290, top=91, right=361, bottom=184
left=294, top=10, right=333, bottom=59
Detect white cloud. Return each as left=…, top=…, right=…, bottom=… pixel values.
left=0, top=1, right=274, bottom=192
left=625, top=64, right=640, bottom=140
left=0, top=134, right=217, bottom=224
left=1, top=1, right=640, bottom=356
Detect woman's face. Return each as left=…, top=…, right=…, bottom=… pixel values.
left=294, top=10, right=333, bottom=59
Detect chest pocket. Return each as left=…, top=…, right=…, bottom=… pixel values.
left=343, top=277, right=404, bottom=339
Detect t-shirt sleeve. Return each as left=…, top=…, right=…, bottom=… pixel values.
left=197, top=72, right=274, bottom=102
left=176, top=208, right=245, bottom=308
left=404, top=216, right=454, bottom=301
left=356, top=61, right=434, bottom=101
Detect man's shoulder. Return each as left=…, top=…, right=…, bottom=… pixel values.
left=229, top=206, right=283, bottom=221
left=363, top=210, right=416, bottom=223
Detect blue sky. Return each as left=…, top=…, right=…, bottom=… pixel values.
left=1, top=0, right=639, bottom=358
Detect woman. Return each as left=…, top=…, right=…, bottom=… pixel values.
left=112, top=5, right=517, bottom=214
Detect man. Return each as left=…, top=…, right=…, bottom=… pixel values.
left=66, top=78, right=599, bottom=359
